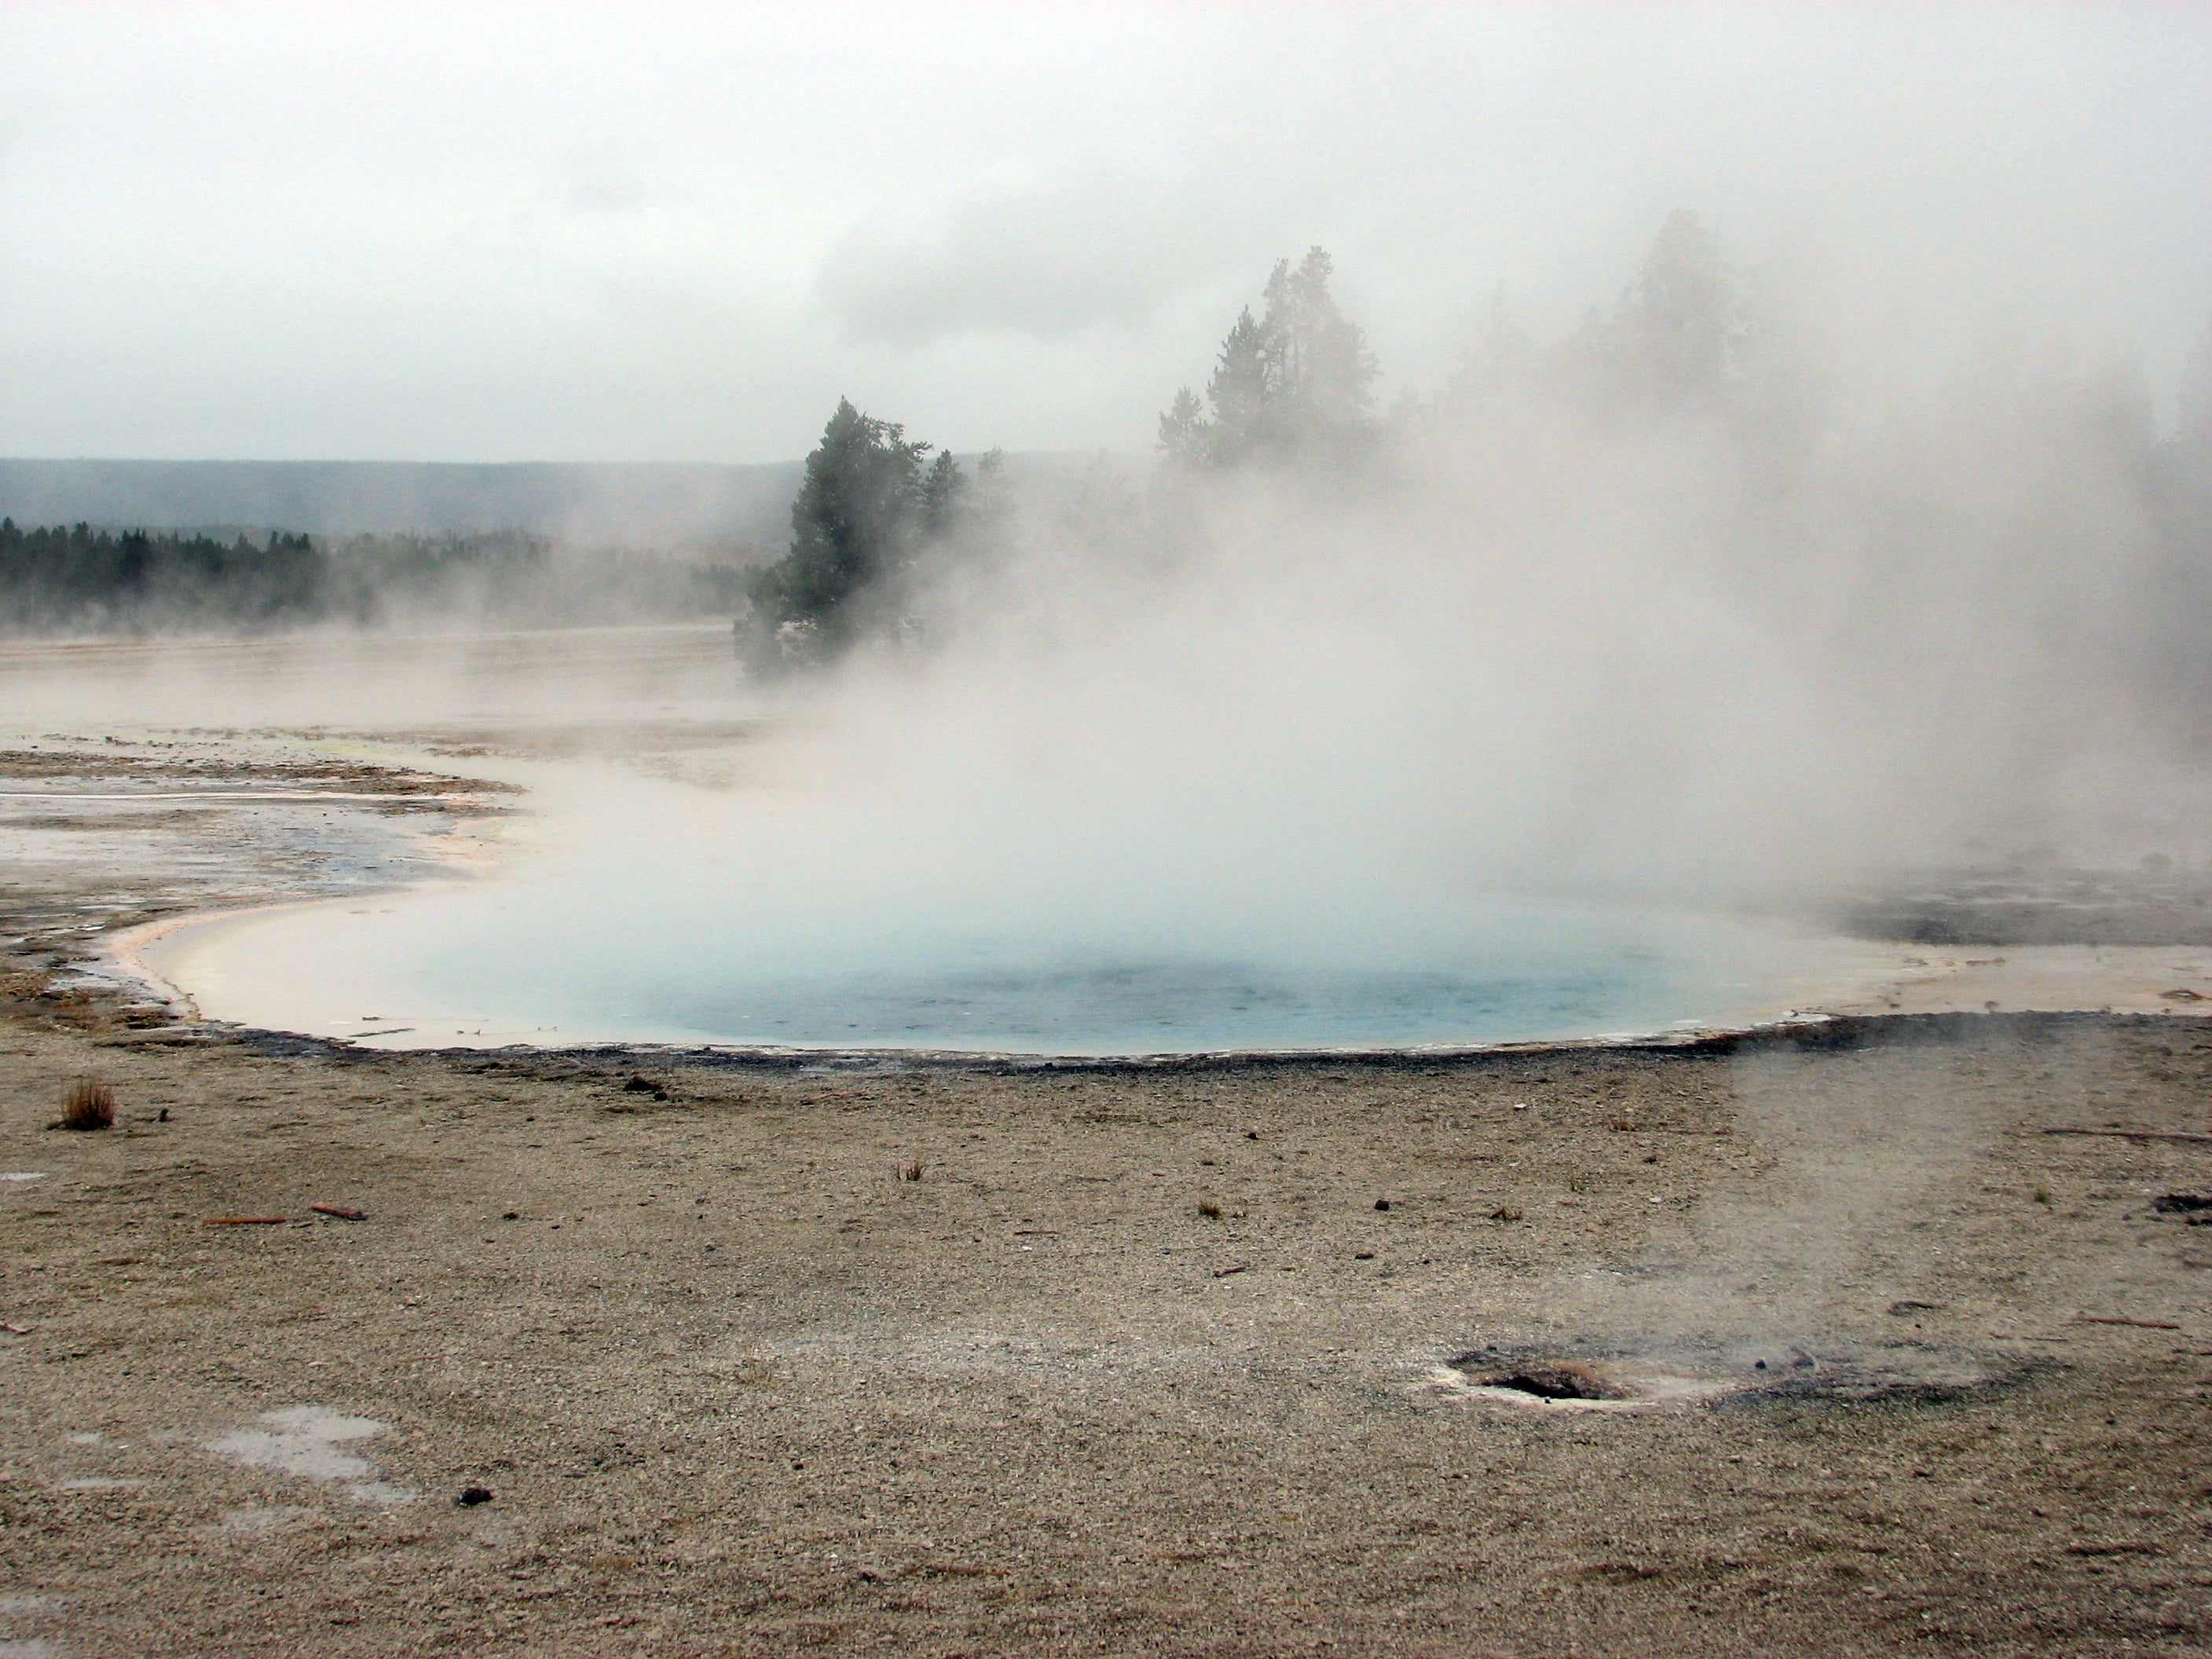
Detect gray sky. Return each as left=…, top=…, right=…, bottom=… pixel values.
left=3, top=3, right=2207, bottom=463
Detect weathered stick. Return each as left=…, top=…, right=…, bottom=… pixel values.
left=2071, top=1315, right=2182, bottom=1330
left=2042, top=1128, right=2212, bottom=1146
left=310, top=1203, right=367, bottom=1221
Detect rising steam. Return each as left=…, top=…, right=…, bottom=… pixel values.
left=740, top=218, right=2212, bottom=939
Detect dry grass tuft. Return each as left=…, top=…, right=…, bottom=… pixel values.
left=899, top=1159, right=924, bottom=1182
left=60, top=1077, right=115, bottom=1131
left=1196, top=1199, right=1223, bottom=1219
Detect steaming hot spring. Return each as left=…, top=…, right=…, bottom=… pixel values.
left=130, top=734, right=1886, bottom=1056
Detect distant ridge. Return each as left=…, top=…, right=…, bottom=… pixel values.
left=0, top=457, right=804, bottom=549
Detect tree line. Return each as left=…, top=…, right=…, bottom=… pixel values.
left=744, top=204, right=2212, bottom=686
left=0, top=520, right=748, bottom=635
left=740, top=220, right=1758, bottom=667
left=16, top=207, right=2206, bottom=668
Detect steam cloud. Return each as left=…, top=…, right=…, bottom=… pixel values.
left=744, top=245, right=2212, bottom=937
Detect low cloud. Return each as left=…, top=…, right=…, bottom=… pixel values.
left=815, top=160, right=1267, bottom=346
left=551, top=142, right=650, bottom=215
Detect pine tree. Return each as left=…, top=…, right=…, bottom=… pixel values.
left=920, top=449, right=968, bottom=537
left=962, top=449, right=1014, bottom=551
left=1157, top=386, right=1208, bottom=469
left=1206, top=305, right=1281, bottom=466
left=742, top=397, right=930, bottom=669
left=1156, top=247, right=1378, bottom=471
left=1264, top=247, right=1379, bottom=450
left=1614, top=209, right=1748, bottom=408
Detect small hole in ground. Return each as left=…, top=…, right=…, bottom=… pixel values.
left=1454, top=1359, right=1625, bottom=1401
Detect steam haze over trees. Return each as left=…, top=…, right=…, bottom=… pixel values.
left=675, top=198, right=2212, bottom=827
left=0, top=521, right=747, bottom=636
left=1, top=3, right=2208, bottom=899
left=1159, top=248, right=1380, bottom=472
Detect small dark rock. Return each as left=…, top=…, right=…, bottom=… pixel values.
left=456, top=1486, right=494, bottom=1507
left=501, top=1212, right=519, bottom=1221
left=2153, top=1193, right=2212, bottom=1214
left=1354, top=1251, right=1375, bottom=1260
left=1753, top=1360, right=1767, bottom=1371
left=1374, top=1199, right=1391, bottom=1211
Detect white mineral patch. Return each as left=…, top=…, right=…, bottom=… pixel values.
left=1415, top=1363, right=1733, bottom=1412
left=2, top=1174, right=46, bottom=1184
left=206, top=1406, right=417, bottom=1506
left=0, top=1595, right=65, bottom=1659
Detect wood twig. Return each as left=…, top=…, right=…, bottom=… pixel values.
left=2042, top=1128, right=2212, bottom=1146
left=2071, top=1314, right=2181, bottom=1330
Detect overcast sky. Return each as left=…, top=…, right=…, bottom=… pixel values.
left=3, top=3, right=2207, bottom=464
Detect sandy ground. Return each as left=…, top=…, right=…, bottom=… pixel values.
left=5, top=637, right=2212, bottom=1656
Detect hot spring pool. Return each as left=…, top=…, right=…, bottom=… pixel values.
left=121, top=745, right=1902, bottom=1056
left=134, top=877, right=1885, bottom=1056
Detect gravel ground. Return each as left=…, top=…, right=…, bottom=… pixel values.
left=6, top=994, right=2212, bottom=1654
left=2, top=714, right=2210, bottom=1656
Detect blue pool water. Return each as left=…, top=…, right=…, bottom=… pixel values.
left=145, top=875, right=1864, bottom=1054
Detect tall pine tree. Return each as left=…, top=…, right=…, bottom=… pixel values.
left=742, top=398, right=930, bottom=670
left=1159, top=247, right=1379, bottom=471
left=738, top=400, right=995, bottom=672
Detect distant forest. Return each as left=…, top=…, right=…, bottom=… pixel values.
left=0, top=520, right=750, bottom=635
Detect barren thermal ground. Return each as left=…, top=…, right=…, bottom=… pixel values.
left=9, top=0, right=2209, bottom=1649
left=2, top=693, right=2211, bottom=1657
